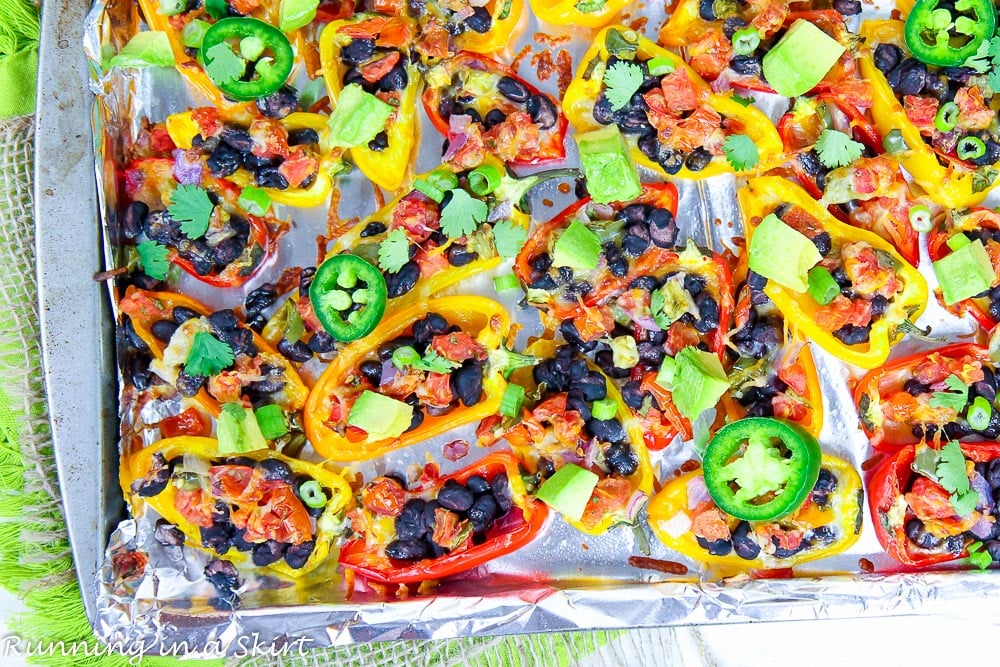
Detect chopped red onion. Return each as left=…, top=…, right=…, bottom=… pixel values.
left=442, top=439, right=470, bottom=462
left=625, top=491, right=647, bottom=521
left=172, top=149, right=203, bottom=186
left=442, top=115, right=472, bottom=161
left=686, top=475, right=710, bottom=510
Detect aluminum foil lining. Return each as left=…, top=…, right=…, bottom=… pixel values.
left=83, top=0, right=1000, bottom=655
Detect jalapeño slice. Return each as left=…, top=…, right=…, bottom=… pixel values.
left=309, top=254, right=387, bottom=342
left=702, top=417, right=821, bottom=521
left=200, top=18, right=295, bottom=101
left=904, top=0, right=997, bottom=68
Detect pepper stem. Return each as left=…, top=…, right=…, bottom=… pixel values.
left=497, top=168, right=582, bottom=211
left=489, top=344, right=538, bottom=379
left=898, top=318, right=945, bottom=343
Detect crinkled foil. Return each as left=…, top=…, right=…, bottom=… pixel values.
left=83, top=0, right=1000, bottom=655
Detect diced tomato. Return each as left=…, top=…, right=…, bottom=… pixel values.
left=230, top=0, right=261, bottom=14
left=884, top=391, right=918, bottom=423
left=150, top=126, right=176, bottom=153
left=661, top=106, right=724, bottom=154
left=687, top=29, right=734, bottom=80
left=361, top=52, right=401, bottom=84
left=431, top=507, right=472, bottom=551
left=815, top=295, right=873, bottom=332
left=446, top=123, right=488, bottom=170
left=772, top=392, right=809, bottom=424
left=390, top=195, right=440, bottom=243
left=362, top=477, right=407, bottom=517
left=841, top=242, right=900, bottom=298
left=382, top=369, right=424, bottom=399
left=210, top=465, right=261, bottom=504
left=777, top=358, right=808, bottom=395
left=337, top=16, right=413, bottom=47
left=780, top=206, right=824, bottom=238
left=571, top=306, right=616, bottom=342
left=757, top=524, right=803, bottom=551
left=476, top=414, right=505, bottom=447
left=415, top=243, right=451, bottom=278
left=659, top=68, right=699, bottom=113
left=484, top=111, right=542, bottom=163
left=119, top=291, right=170, bottom=324
left=580, top=477, right=633, bottom=529
left=277, top=148, right=319, bottom=189
left=295, top=295, right=323, bottom=332
left=955, top=86, right=994, bottom=131
left=532, top=394, right=568, bottom=422
left=906, top=476, right=959, bottom=522
left=415, top=372, right=454, bottom=409
left=191, top=107, right=223, bottom=139
left=749, top=0, right=789, bottom=37
left=207, top=371, right=244, bottom=404
left=665, top=321, right=701, bottom=355
left=416, top=20, right=450, bottom=59
left=242, top=486, right=313, bottom=544
left=158, top=408, right=210, bottom=438
left=249, top=118, right=290, bottom=159
left=691, top=506, right=732, bottom=541
left=550, top=409, right=586, bottom=448
left=851, top=157, right=896, bottom=196
left=174, top=488, right=215, bottom=528
left=828, top=77, right=873, bottom=113
left=430, top=332, right=487, bottom=363
left=903, top=95, right=939, bottom=135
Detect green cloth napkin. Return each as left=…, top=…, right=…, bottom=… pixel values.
left=0, top=0, right=39, bottom=119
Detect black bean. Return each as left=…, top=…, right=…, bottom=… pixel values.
left=987, top=460, right=1000, bottom=491
left=244, top=283, right=276, bottom=317
left=255, top=166, right=289, bottom=190
left=615, top=106, right=653, bottom=135
left=176, top=370, right=206, bottom=396
left=809, top=232, right=832, bottom=257
left=699, top=0, right=721, bottom=20
left=681, top=274, right=705, bottom=296
left=122, top=201, right=147, bottom=242
left=387, top=261, right=420, bottom=298
left=447, top=244, right=478, bottom=266
left=616, top=203, right=650, bottom=225
left=586, top=418, right=627, bottom=444
left=377, top=336, right=415, bottom=361
left=772, top=537, right=803, bottom=559
left=378, top=60, right=409, bottom=93
left=722, top=17, right=747, bottom=39
left=249, top=539, right=285, bottom=566
left=573, top=371, right=608, bottom=402
left=207, top=310, right=239, bottom=334
left=833, top=0, right=861, bottom=15
left=217, top=126, right=251, bottom=153
left=635, top=341, right=664, bottom=368
left=284, top=540, right=315, bottom=569
left=894, top=59, right=928, bottom=96
left=621, top=380, right=645, bottom=410
left=206, top=142, right=242, bottom=179
left=833, top=323, right=870, bottom=344
left=467, top=494, right=498, bottom=532
left=211, top=237, right=243, bottom=267
left=697, top=536, right=733, bottom=556
left=233, top=530, right=259, bottom=553
left=413, top=313, right=449, bottom=344
left=658, top=149, right=685, bottom=175
left=685, top=148, right=713, bottom=172
left=342, top=38, right=375, bottom=65
left=490, top=472, right=513, bottom=514
left=154, top=519, right=186, bottom=547
left=132, top=453, right=171, bottom=497
left=497, top=76, right=530, bottom=103
left=288, top=128, right=320, bottom=146
left=199, top=522, right=234, bottom=554
left=482, top=108, right=507, bottom=130
left=732, top=521, right=760, bottom=560
left=985, top=540, right=1000, bottom=562
left=602, top=242, right=628, bottom=277
left=204, top=559, right=240, bottom=606
left=395, top=499, right=428, bottom=540
left=254, top=459, right=292, bottom=484
left=277, top=338, right=313, bottom=362
left=595, top=350, right=630, bottom=379
left=437, top=480, right=475, bottom=513
left=465, top=6, right=492, bottom=32
left=730, top=55, right=761, bottom=76
left=630, top=275, right=660, bottom=291
left=870, top=295, right=889, bottom=318
left=605, top=442, right=639, bottom=476
left=451, top=363, right=483, bottom=407
left=592, top=95, right=615, bottom=125
left=621, top=232, right=649, bottom=257
left=143, top=210, right=183, bottom=246
left=351, top=361, right=380, bottom=389
left=905, top=518, right=943, bottom=549
left=560, top=319, right=597, bottom=353
left=808, top=525, right=837, bottom=546
left=694, top=293, right=720, bottom=333
left=527, top=94, right=558, bottom=129
left=648, top=207, right=678, bottom=248
left=384, top=538, right=429, bottom=561
left=256, top=85, right=298, bottom=119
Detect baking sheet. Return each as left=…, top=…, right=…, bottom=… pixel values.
left=40, top=0, right=1000, bottom=653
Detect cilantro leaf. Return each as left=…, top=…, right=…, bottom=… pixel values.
left=936, top=439, right=972, bottom=496
left=951, top=489, right=980, bottom=517
left=204, top=42, right=246, bottom=85
left=378, top=228, right=411, bottom=273
left=722, top=134, right=759, bottom=172
left=413, top=350, right=461, bottom=374
left=731, top=94, right=755, bottom=107
left=814, top=129, right=865, bottom=169
left=440, top=189, right=488, bottom=239
left=184, top=332, right=235, bottom=377
left=136, top=241, right=170, bottom=280
left=492, top=219, right=528, bottom=260
left=929, top=374, right=969, bottom=411
left=168, top=184, right=215, bottom=239
left=602, top=61, right=644, bottom=111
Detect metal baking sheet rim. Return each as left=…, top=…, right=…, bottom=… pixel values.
left=35, top=0, right=1000, bottom=654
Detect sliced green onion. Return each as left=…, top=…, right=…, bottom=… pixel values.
left=882, top=129, right=907, bottom=154
left=468, top=164, right=503, bottom=196
left=647, top=56, right=675, bottom=77
left=158, top=0, right=187, bottom=15
left=298, top=480, right=328, bottom=509
left=947, top=233, right=972, bottom=251
left=731, top=27, right=760, bottom=56
left=493, top=273, right=521, bottom=292
left=428, top=169, right=460, bottom=192
left=413, top=178, right=445, bottom=203
left=238, top=185, right=272, bottom=216
left=591, top=397, right=618, bottom=420
left=182, top=19, right=211, bottom=49
left=968, top=396, right=993, bottom=431
left=499, top=383, right=526, bottom=417
left=391, top=345, right=420, bottom=369
left=254, top=404, right=288, bottom=439
left=934, top=102, right=959, bottom=133
left=957, top=136, right=987, bottom=161
left=807, top=266, right=839, bottom=306
left=908, top=204, right=933, bottom=233
left=655, top=355, right=676, bottom=390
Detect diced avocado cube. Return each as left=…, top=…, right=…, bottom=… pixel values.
left=347, top=390, right=413, bottom=441
left=327, top=84, right=395, bottom=149
left=552, top=220, right=602, bottom=271
left=536, top=463, right=600, bottom=522
left=217, top=403, right=267, bottom=454
left=575, top=126, right=642, bottom=204
left=748, top=213, right=822, bottom=293
left=672, top=347, right=729, bottom=422
left=934, top=239, right=996, bottom=306
left=762, top=20, right=846, bottom=98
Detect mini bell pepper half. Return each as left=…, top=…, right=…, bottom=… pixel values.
left=404, top=0, right=525, bottom=59
left=481, top=341, right=653, bottom=536
left=304, top=296, right=532, bottom=462
left=563, top=27, right=782, bottom=180
left=118, top=287, right=309, bottom=418
left=859, top=21, right=1000, bottom=209
left=339, top=452, right=548, bottom=584
left=319, top=14, right=421, bottom=192
left=422, top=52, right=568, bottom=168
left=325, top=159, right=577, bottom=316
left=927, top=207, right=1000, bottom=331
left=855, top=343, right=1000, bottom=450
left=162, top=107, right=342, bottom=207
left=738, top=176, right=928, bottom=369
left=135, top=2, right=301, bottom=110
left=648, top=451, right=862, bottom=573
left=123, top=156, right=278, bottom=288
left=869, top=441, right=1000, bottom=568
left=529, top=0, right=628, bottom=28
left=124, top=436, right=352, bottom=578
